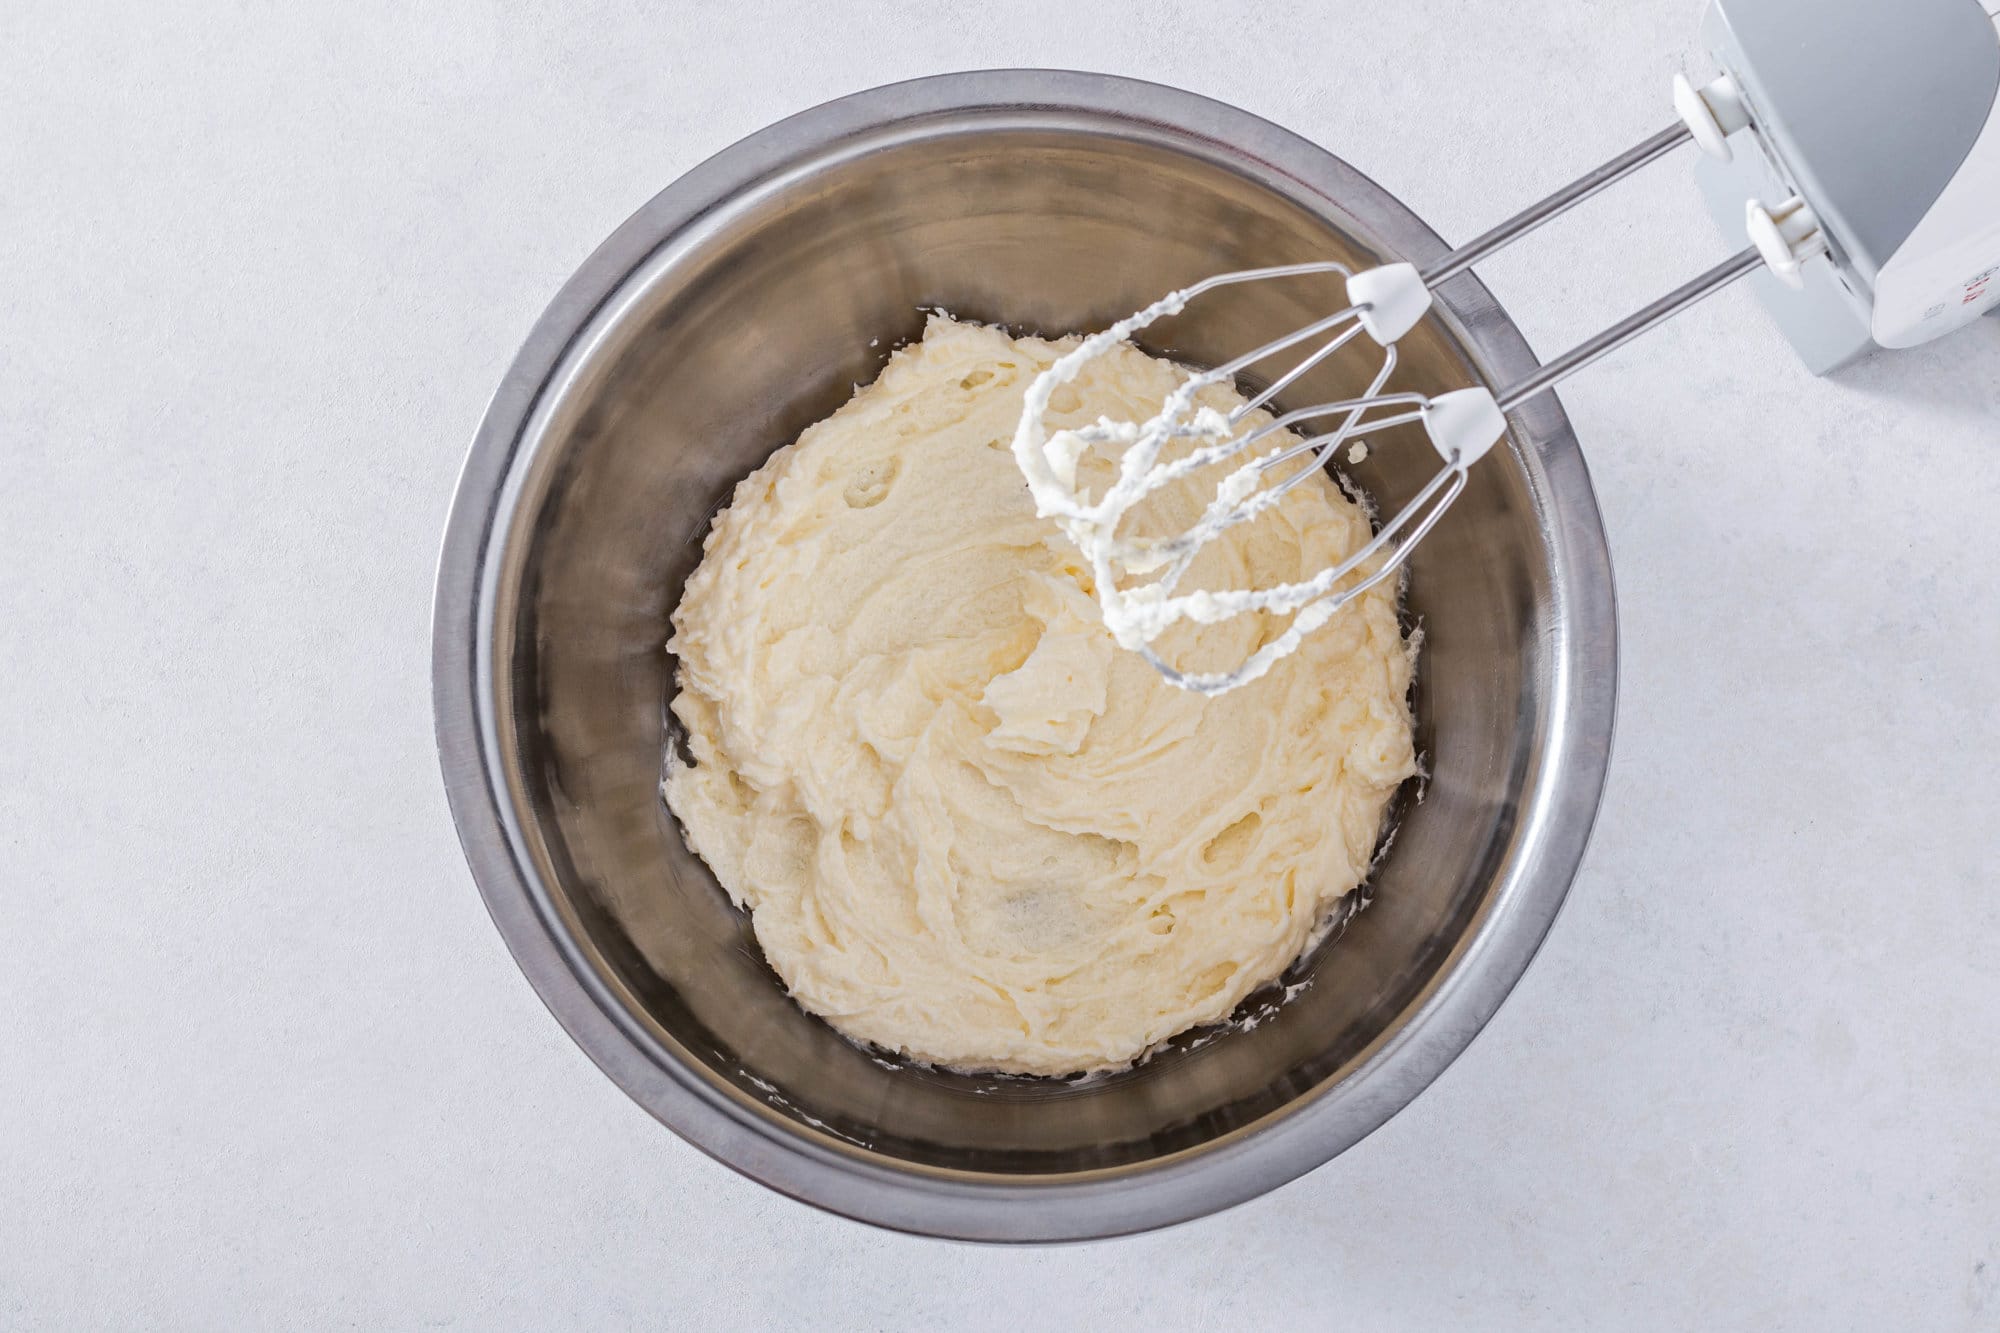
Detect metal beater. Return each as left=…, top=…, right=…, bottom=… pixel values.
left=1015, top=0, right=2000, bottom=695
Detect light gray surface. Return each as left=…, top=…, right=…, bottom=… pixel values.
left=3, top=0, right=1996, bottom=1327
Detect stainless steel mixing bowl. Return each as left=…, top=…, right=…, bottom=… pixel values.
left=433, top=71, right=1617, bottom=1241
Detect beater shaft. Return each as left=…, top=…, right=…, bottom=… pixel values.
left=1422, top=122, right=1697, bottom=286
left=1497, top=244, right=1764, bottom=410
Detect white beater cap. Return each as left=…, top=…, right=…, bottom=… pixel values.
left=1350, top=263, right=1434, bottom=345
left=1421, top=388, right=1506, bottom=467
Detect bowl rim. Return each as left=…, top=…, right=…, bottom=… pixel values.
left=432, top=68, right=1619, bottom=1242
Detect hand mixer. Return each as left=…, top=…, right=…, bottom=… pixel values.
left=1014, top=0, right=2000, bottom=695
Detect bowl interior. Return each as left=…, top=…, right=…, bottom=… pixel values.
left=486, top=114, right=1554, bottom=1175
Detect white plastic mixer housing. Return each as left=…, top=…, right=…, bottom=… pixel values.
left=1693, top=0, right=2000, bottom=371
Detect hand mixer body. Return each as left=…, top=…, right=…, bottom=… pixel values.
left=1696, top=0, right=2000, bottom=371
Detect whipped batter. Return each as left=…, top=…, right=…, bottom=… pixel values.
left=664, top=316, right=1416, bottom=1075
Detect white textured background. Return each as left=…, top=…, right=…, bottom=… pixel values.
left=5, top=1, right=1998, bottom=1327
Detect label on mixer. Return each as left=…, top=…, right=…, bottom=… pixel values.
left=1962, top=265, right=1997, bottom=307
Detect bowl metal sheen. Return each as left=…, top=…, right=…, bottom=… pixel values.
left=432, top=70, right=1618, bottom=1241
